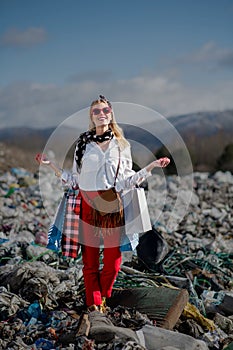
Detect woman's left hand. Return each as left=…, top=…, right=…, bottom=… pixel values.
left=154, top=157, right=170, bottom=168
left=146, top=157, right=170, bottom=172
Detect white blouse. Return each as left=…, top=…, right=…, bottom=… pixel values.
left=62, top=138, right=151, bottom=192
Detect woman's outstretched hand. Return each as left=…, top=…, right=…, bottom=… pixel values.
left=154, top=157, right=170, bottom=167
left=35, top=153, right=51, bottom=165
left=146, top=157, right=170, bottom=172
left=35, top=153, right=62, bottom=177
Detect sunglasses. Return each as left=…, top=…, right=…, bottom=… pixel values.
left=92, top=107, right=112, bottom=115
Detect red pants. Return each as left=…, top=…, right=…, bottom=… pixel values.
left=80, top=191, right=122, bottom=307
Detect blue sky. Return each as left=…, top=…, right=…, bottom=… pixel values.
left=0, top=0, right=233, bottom=128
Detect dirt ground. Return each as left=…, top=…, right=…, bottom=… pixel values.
left=0, top=142, right=39, bottom=174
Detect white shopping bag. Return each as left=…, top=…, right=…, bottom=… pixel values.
left=122, top=187, right=152, bottom=237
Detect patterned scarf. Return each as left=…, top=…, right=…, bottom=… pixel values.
left=75, top=129, right=114, bottom=172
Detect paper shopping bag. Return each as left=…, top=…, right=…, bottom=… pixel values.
left=122, top=187, right=152, bottom=237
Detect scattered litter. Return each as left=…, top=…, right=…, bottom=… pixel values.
left=0, top=167, right=232, bottom=349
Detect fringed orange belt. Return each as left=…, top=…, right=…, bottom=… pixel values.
left=81, top=190, right=124, bottom=228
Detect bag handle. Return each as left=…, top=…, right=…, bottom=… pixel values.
left=113, top=146, right=121, bottom=187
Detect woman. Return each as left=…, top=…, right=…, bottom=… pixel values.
left=39, top=95, right=170, bottom=312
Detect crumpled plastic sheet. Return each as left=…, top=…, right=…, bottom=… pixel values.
left=0, top=286, right=29, bottom=321
left=183, top=302, right=216, bottom=331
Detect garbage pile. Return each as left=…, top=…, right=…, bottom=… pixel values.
left=0, top=166, right=232, bottom=350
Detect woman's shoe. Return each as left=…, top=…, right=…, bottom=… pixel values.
left=99, top=297, right=107, bottom=313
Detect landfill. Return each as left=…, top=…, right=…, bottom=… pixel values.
left=0, top=160, right=232, bottom=349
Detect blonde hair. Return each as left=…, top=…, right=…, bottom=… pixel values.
left=89, top=98, right=129, bottom=150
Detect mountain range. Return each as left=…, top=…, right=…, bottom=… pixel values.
left=0, top=109, right=232, bottom=173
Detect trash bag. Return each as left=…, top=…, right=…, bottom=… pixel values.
left=136, top=226, right=169, bottom=271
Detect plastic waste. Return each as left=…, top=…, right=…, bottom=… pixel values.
left=183, top=302, right=216, bottom=331
left=27, top=300, right=42, bottom=319
left=34, top=338, right=55, bottom=350
left=4, top=183, right=19, bottom=198
left=187, top=277, right=206, bottom=314
left=27, top=316, right=38, bottom=326
left=201, top=290, right=226, bottom=305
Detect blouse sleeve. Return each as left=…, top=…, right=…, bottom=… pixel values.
left=60, top=149, right=79, bottom=190
left=115, top=145, right=151, bottom=191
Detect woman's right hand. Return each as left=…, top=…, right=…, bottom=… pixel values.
left=35, top=153, right=62, bottom=177
left=35, top=153, right=51, bottom=165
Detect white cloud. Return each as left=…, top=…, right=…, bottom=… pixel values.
left=177, top=41, right=233, bottom=68
left=0, top=27, right=47, bottom=47
left=0, top=74, right=233, bottom=129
